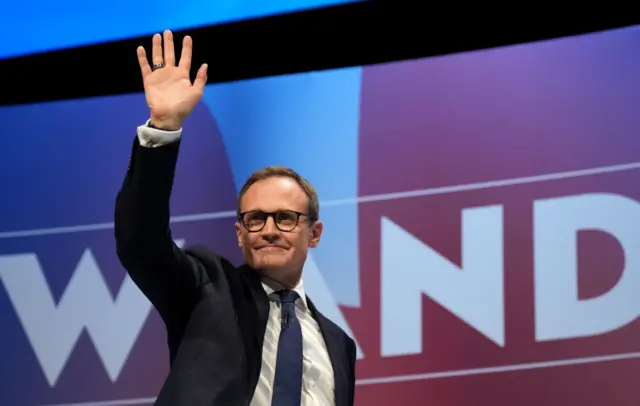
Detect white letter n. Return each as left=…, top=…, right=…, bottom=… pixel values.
left=380, top=205, right=505, bottom=357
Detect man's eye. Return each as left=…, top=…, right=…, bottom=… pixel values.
left=245, top=212, right=265, bottom=222
left=277, top=212, right=295, bottom=221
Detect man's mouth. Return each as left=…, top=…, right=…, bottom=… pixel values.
left=257, top=244, right=285, bottom=250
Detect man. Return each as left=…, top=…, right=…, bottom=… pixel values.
left=114, top=30, right=357, bottom=406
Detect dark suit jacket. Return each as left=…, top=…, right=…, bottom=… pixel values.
left=114, top=137, right=357, bottom=406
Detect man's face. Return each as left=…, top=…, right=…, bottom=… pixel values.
left=235, top=176, right=323, bottom=278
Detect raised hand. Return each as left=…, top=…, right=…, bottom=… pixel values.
left=137, top=30, right=208, bottom=131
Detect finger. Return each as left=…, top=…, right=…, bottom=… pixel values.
left=178, top=36, right=193, bottom=71
left=136, top=46, right=152, bottom=78
left=193, top=63, right=208, bottom=91
left=151, top=33, right=163, bottom=66
left=163, top=30, right=175, bottom=66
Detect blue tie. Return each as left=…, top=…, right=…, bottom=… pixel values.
left=271, top=290, right=303, bottom=406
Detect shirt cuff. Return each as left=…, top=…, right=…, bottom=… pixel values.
left=136, top=119, right=182, bottom=148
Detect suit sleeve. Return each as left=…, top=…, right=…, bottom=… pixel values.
left=348, top=337, right=357, bottom=405
left=114, top=125, right=208, bottom=329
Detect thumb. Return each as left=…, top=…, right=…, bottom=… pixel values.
left=193, top=63, right=208, bottom=91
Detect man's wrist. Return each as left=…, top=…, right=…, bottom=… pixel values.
left=138, top=120, right=182, bottom=148
left=149, top=117, right=182, bottom=131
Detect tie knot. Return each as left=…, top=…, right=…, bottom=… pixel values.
left=278, top=290, right=299, bottom=304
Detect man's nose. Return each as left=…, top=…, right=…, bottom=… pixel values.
left=261, top=216, right=280, bottom=236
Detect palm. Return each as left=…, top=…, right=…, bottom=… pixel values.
left=144, top=67, right=200, bottom=121
left=136, top=31, right=208, bottom=129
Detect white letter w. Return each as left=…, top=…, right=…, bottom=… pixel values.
left=0, top=248, right=154, bottom=387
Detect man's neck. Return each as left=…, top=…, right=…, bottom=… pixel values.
left=259, top=270, right=301, bottom=290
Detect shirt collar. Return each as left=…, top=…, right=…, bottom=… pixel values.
left=261, top=278, right=308, bottom=311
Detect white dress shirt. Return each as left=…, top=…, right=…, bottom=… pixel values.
left=252, top=278, right=335, bottom=406
left=137, top=122, right=336, bottom=405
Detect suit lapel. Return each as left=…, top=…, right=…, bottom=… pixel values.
left=307, top=297, right=349, bottom=406
left=243, top=267, right=269, bottom=331
left=237, top=266, right=270, bottom=394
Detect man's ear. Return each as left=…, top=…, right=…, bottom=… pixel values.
left=308, top=220, right=323, bottom=248
left=235, top=222, right=243, bottom=248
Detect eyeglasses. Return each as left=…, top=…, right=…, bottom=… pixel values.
left=238, top=210, right=310, bottom=232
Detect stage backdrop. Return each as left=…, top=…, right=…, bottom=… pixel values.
left=1, top=26, right=639, bottom=406
left=0, top=0, right=358, bottom=59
